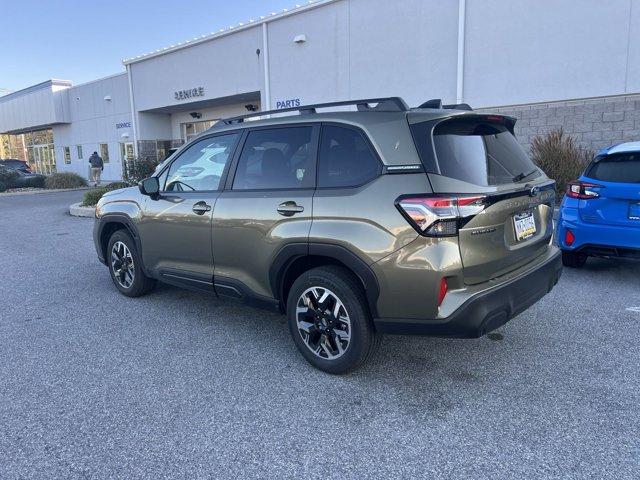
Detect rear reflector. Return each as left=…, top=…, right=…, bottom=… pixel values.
left=396, top=195, right=486, bottom=236
left=438, top=278, right=448, bottom=306
left=565, top=229, right=575, bottom=246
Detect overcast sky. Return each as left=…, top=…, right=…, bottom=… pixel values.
left=0, top=0, right=299, bottom=93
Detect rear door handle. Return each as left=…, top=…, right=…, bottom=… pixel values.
left=192, top=201, right=212, bottom=215
left=277, top=201, right=304, bottom=217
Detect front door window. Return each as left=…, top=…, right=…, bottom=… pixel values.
left=164, top=133, right=239, bottom=191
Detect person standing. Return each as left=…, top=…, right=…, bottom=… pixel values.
left=88, top=151, right=104, bottom=186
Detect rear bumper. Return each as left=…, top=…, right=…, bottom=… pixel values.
left=557, top=206, right=640, bottom=251
left=373, top=249, right=562, bottom=338
left=571, top=244, right=640, bottom=258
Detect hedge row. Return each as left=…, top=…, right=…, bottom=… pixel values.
left=81, top=182, right=131, bottom=206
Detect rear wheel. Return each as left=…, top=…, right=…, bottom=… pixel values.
left=286, top=266, right=381, bottom=374
left=561, top=250, right=588, bottom=268
left=107, top=230, right=155, bottom=297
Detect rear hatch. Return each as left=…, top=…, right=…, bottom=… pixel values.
left=578, top=153, right=640, bottom=226
left=410, top=114, right=555, bottom=285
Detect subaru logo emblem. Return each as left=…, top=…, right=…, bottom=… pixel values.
left=529, top=186, right=539, bottom=197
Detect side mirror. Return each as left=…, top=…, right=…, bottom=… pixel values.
left=139, top=177, right=159, bottom=197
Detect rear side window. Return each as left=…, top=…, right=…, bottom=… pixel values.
left=415, top=117, right=540, bottom=186
left=318, top=125, right=380, bottom=188
left=586, top=153, right=640, bottom=183
left=232, top=127, right=315, bottom=190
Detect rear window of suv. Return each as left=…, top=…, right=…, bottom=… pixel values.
left=585, top=153, right=640, bottom=183
left=412, top=116, right=541, bottom=186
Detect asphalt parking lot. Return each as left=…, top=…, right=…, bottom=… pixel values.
left=1, top=190, right=638, bottom=479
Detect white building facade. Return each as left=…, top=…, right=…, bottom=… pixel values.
left=2, top=0, right=640, bottom=179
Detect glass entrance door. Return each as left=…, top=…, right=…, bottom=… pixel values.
left=120, top=142, right=134, bottom=179
left=32, top=144, right=56, bottom=174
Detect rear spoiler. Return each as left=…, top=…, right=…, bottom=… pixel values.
left=427, top=113, right=517, bottom=135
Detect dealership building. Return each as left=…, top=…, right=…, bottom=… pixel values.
left=1, top=0, right=639, bottom=179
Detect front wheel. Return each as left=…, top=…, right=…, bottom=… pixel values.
left=561, top=250, right=588, bottom=268
left=107, top=230, right=156, bottom=297
left=286, top=266, right=381, bottom=374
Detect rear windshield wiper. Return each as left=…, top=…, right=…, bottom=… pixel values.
left=512, top=169, right=539, bottom=183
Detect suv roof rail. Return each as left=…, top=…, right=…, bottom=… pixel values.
left=220, top=97, right=409, bottom=125
left=415, top=99, right=474, bottom=111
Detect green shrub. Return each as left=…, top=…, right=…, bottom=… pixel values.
left=123, top=157, right=160, bottom=184
left=0, top=165, right=18, bottom=189
left=0, top=180, right=6, bottom=192
left=81, top=181, right=131, bottom=206
left=45, top=172, right=88, bottom=189
left=530, top=128, right=593, bottom=201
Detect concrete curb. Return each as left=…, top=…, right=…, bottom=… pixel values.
left=0, top=187, right=92, bottom=197
left=69, top=202, right=95, bottom=218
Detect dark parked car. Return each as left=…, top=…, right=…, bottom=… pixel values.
left=0, top=159, right=32, bottom=173
left=93, top=97, right=561, bottom=373
left=12, top=169, right=46, bottom=188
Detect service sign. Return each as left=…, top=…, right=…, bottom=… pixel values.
left=175, top=87, right=205, bottom=101
left=116, top=122, right=132, bottom=129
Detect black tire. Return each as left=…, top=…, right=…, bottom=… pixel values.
left=107, top=229, right=156, bottom=297
left=561, top=250, right=588, bottom=268
left=286, top=265, right=381, bottom=374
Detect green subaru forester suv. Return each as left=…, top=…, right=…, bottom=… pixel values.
left=93, top=97, right=562, bottom=374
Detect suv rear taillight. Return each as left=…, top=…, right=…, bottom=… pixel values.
left=566, top=181, right=603, bottom=199
left=396, top=195, right=486, bottom=236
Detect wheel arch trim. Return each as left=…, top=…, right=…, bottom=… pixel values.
left=95, top=214, right=148, bottom=275
left=269, top=242, right=380, bottom=317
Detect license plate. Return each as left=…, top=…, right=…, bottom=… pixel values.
left=629, top=203, right=640, bottom=220
left=513, top=211, right=536, bottom=241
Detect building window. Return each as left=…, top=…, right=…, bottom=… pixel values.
left=99, top=143, right=110, bottom=163
left=181, top=120, right=218, bottom=143
left=64, top=147, right=71, bottom=164
left=77, top=145, right=83, bottom=159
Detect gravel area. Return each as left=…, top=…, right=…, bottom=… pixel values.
left=1, top=191, right=638, bottom=479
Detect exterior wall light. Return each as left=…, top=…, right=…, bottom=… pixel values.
left=104, top=95, right=112, bottom=101
left=121, top=132, right=130, bottom=139
left=293, top=34, right=307, bottom=44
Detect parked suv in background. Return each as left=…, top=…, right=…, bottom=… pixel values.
left=93, top=97, right=562, bottom=373
left=557, top=142, right=640, bottom=267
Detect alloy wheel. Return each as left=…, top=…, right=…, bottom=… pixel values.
left=295, top=287, right=351, bottom=360
left=111, top=241, right=135, bottom=289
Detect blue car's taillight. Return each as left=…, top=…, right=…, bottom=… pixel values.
left=566, top=181, right=603, bottom=199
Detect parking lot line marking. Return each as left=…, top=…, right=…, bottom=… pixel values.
left=625, top=307, right=640, bottom=312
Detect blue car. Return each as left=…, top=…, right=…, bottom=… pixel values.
left=557, top=142, right=640, bottom=267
